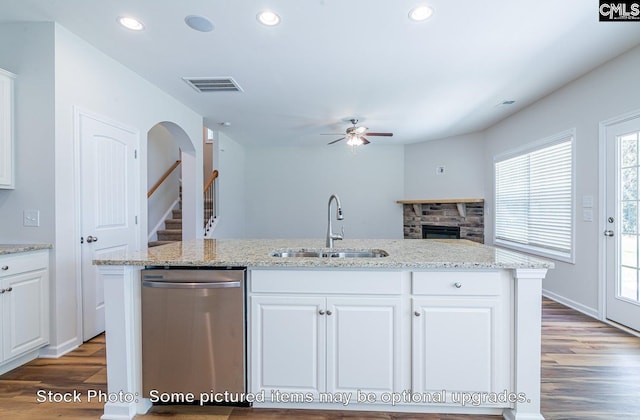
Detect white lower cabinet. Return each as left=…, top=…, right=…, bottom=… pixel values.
left=0, top=250, right=49, bottom=373
left=249, top=270, right=403, bottom=401
left=411, top=271, right=511, bottom=407
left=249, top=269, right=512, bottom=411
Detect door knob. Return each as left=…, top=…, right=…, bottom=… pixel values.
left=86, top=235, right=99, bottom=243
left=604, top=230, right=614, bottom=237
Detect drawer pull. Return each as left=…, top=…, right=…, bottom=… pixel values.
left=1, top=265, right=8, bottom=271
left=454, top=282, right=462, bottom=288
left=326, top=310, right=332, bottom=316
left=414, top=311, right=421, bottom=317
left=319, top=309, right=325, bottom=315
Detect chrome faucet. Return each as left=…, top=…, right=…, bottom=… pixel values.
left=326, top=194, right=344, bottom=248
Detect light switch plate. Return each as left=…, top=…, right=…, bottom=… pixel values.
left=23, top=210, right=40, bottom=227
left=583, top=208, right=593, bottom=222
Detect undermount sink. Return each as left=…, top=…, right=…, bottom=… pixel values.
left=270, top=249, right=389, bottom=258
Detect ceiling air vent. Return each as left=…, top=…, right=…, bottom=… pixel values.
left=182, top=77, right=243, bottom=93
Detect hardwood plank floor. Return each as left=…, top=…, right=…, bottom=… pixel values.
left=1, top=298, right=639, bottom=419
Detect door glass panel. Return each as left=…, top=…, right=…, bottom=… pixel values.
left=618, top=131, right=640, bottom=303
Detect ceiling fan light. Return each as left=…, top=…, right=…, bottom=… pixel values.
left=346, top=135, right=364, bottom=147
left=409, top=5, right=434, bottom=22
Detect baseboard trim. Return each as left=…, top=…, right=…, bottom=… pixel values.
left=542, top=289, right=599, bottom=319
left=39, top=337, right=80, bottom=358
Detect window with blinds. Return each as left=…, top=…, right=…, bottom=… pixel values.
left=494, top=131, right=574, bottom=262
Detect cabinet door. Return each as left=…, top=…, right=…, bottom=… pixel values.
left=0, top=69, right=15, bottom=189
left=412, top=297, right=508, bottom=401
left=2, top=268, right=49, bottom=360
left=250, top=296, right=325, bottom=398
left=326, top=297, right=401, bottom=398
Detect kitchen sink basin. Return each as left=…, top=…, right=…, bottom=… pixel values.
left=270, top=249, right=389, bottom=258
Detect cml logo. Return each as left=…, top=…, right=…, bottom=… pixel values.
left=599, top=1, right=640, bottom=21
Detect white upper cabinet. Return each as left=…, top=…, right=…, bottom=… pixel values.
left=0, top=68, right=15, bottom=189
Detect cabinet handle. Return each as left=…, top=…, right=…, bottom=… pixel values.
left=1, top=265, right=8, bottom=271
left=414, top=311, right=421, bottom=317
left=454, top=282, right=462, bottom=288
left=5, top=287, right=11, bottom=292
left=0, top=289, right=4, bottom=294
left=326, top=310, right=332, bottom=316
left=318, top=309, right=325, bottom=315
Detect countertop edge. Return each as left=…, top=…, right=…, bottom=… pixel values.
left=0, top=244, right=53, bottom=255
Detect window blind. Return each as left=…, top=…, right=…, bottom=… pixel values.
left=495, top=136, right=573, bottom=261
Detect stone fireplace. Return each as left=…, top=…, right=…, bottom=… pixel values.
left=398, top=199, right=484, bottom=243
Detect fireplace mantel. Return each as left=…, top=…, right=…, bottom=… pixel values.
left=396, top=198, right=484, bottom=204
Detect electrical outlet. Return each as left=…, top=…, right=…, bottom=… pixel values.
left=23, top=210, right=40, bottom=227
left=436, top=165, right=446, bottom=175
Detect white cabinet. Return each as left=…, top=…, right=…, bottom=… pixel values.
left=411, top=271, right=510, bottom=405
left=0, top=250, right=49, bottom=374
left=249, top=270, right=403, bottom=400
left=0, top=68, right=15, bottom=189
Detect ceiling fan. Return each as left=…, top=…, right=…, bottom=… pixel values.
left=324, top=119, right=393, bottom=146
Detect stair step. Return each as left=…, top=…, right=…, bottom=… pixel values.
left=172, top=209, right=182, bottom=219
left=157, top=229, right=182, bottom=241
left=148, top=241, right=175, bottom=248
left=164, top=219, right=182, bottom=229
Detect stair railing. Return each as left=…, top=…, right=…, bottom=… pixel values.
left=147, top=160, right=182, bottom=198
left=204, top=169, right=219, bottom=235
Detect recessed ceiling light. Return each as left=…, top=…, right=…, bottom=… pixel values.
left=408, top=5, right=434, bottom=22
left=257, top=10, right=280, bottom=26
left=117, top=16, right=145, bottom=31
left=185, top=15, right=214, bottom=32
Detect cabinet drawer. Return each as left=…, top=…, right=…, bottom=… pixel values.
left=412, top=271, right=503, bottom=296
left=0, top=250, right=48, bottom=278
left=250, top=269, right=404, bottom=295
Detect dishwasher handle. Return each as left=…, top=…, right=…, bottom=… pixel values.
left=142, top=280, right=241, bottom=289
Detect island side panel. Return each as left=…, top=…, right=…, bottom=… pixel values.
left=504, top=268, right=547, bottom=420
left=101, top=265, right=151, bottom=420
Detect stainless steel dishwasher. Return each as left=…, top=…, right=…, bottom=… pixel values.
left=141, top=267, right=247, bottom=404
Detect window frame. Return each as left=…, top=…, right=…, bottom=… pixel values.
left=493, top=129, right=576, bottom=263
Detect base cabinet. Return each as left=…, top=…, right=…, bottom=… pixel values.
left=0, top=250, right=49, bottom=373
left=411, top=271, right=510, bottom=407
left=249, top=270, right=403, bottom=401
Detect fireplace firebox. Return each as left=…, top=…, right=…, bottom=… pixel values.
left=422, top=225, right=460, bottom=240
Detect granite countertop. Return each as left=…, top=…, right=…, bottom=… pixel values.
left=93, top=239, right=553, bottom=270
left=0, top=243, right=52, bottom=256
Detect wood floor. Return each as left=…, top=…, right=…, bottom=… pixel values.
left=1, top=298, right=639, bottom=419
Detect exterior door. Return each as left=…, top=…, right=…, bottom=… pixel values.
left=604, top=113, right=640, bottom=332
left=79, top=111, right=139, bottom=340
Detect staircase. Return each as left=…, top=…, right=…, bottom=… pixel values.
left=148, top=208, right=182, bottom=247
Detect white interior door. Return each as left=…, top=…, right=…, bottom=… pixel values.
left=79, top=111, right=139, bottom=341
left=604, top=113, right=640, bottom=332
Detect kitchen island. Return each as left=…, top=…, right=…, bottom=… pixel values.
left=94, top=238, right=553, bottom=420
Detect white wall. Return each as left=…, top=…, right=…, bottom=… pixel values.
left=147, top=124, right=181, bottom=240
left=244, top=145, right=404, bottom=239
left=48, top=24, right=203, bottom=354
left=0, top=23, right=55, bottom=244
left=213, top=132, right=247, bottom=238
left=483, top=44, right=640, bottom=315
left=404, top=132, right=486, bottom=200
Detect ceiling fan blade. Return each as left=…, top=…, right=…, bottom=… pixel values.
left=360, top=136, right=371, bottom=145
left=364, top=132, right=393, bottom=137
left=321, top=133, right=344, bottom=135
left=328, top=137, right=346, bottom=145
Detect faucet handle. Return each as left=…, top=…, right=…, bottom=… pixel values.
left=340, top=225, right=345, bottom=239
